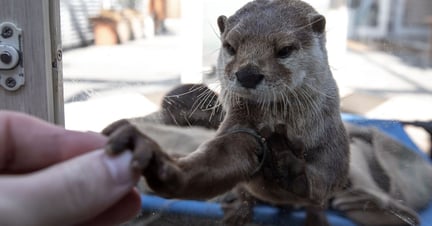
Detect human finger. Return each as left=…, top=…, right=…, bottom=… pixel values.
left=0, top=111, right=107, bottom=173
left=0, top=149, right=139, bottom=226
left=80, top=189, right=141, bottom=226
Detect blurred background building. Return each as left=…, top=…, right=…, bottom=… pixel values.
left=60, top=0, right=180, bottom=49
left=348, top=0, right=432, bottom=67
left=59, top=0, right=432, bottom=67
left=60, top=0, right=432, bottom=153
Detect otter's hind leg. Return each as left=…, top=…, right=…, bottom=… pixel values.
left=220, top=185, right=257, bottom=226
left=304, top=207, right=330, bottom=226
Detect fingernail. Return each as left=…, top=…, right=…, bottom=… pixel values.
left=103, top=150, right=134, bottom=184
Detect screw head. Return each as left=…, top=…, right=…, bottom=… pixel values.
left=5, top=77, right=16, bottom=88
left=0, top=51, right=12, bottom=64
left=1, top=26, right=13, bottom=39
left=57, top=49, right=62, bottom=61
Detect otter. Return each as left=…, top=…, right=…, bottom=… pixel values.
left=160, top=83, right=224, bottom=130
left=103, top=0, right=349, bottom=225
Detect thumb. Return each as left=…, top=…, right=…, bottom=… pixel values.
left=0, top=149, right=139, bottom=226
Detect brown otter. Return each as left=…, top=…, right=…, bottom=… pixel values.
left=160, top=83, right=224, bottom=130
left=103, top=0, right=349, bottom=225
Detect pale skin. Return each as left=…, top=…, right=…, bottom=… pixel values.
left=0, top=111, right=140, bottom=226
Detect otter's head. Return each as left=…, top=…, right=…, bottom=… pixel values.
left=217, top=0, right=336, bottom=108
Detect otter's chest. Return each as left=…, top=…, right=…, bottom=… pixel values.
left=255, top=115, right=319, bottom=146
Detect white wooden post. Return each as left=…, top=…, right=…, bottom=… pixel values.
left=180, top=0, right=204, bottom=83
left=0, top=0, right=64, bottom=125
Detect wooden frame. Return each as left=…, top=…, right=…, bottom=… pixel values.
left=0, top=0, right=64, bottom=125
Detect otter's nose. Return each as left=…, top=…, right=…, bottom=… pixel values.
left=235, top=66, right=264, bottom=89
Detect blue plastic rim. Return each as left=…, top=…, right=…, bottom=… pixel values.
left=140, top=194, right=357, bottom=226
left=138, top=114, right=432, bottom=226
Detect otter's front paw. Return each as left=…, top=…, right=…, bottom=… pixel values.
left=261, top=124, right=309, bottom=197
left=103, top=120, right=161, bottom=171
left=103, top=120, right=182, bottom=196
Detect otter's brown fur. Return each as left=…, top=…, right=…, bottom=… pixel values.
left=215, top=0, right=349, bottom=206
left=161, top=83, right=223, bottom=130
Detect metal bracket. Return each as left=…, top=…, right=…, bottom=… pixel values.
left=0, top=22, right=24, bottom=91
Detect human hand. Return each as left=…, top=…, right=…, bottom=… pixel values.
left=0, top=111, right=140, bottom=226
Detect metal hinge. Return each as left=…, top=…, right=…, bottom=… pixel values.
left=0, top=22, right=24, bottom=91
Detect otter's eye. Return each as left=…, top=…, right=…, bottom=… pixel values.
left=223, top=42, right=236, bottom=56
left=276, top=45, right=297, bottom=59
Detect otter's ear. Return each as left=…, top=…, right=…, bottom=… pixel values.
left=309, top=14, right=326, bottom=33
left=217, top=15, right=227, bottom=33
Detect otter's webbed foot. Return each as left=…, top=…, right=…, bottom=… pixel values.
left=221, top=186, right=256, bottom=226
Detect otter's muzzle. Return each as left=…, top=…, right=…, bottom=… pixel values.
left=235, top=65, right=264, bottom=89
